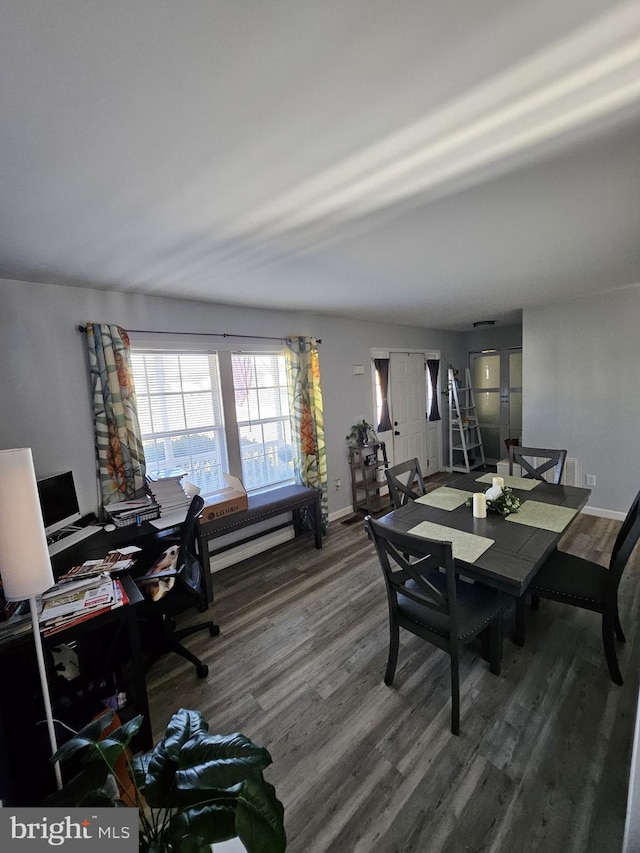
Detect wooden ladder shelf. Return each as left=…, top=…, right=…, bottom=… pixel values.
left=448, top=367, right=486, bottom=473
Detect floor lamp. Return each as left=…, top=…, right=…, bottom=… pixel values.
left=0, top=448, right=62, bottom=790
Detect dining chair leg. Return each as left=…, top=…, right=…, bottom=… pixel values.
left=385, top=621, right=400, bottom=685
left=489, top=614, right=503, bottom=676
left=615, top=607, right=626, bottom=643
left=450, top=648, right=460, bottom=736
left=602, top=614, right=624, bottom=686
left=513, top=596, right=526, bottom=647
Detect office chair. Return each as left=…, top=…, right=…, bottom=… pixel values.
left=135, top=494, right=219, bottom=678
left=385, top=458, right=426, bottom=509
left=366, top=515, right=506, bottom=735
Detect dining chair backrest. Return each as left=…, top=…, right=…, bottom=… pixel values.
left=508, top=445, right=567, bottom=485
left=366, top=515, right=459, bottom=638
left=385, top=458, right=426, bottom=509
left=607, top=488, right=640, bottom=594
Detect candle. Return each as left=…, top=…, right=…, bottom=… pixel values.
left=485, top=484, right=502, bottom=501
left=492, top=476, right=505, bottom=489
left=472, top=493, right=487, bottom=518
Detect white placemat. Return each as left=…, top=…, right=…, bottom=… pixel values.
left=504, top=500, right=577, bottom=533
left=408, top=521, right=495, bottom=563
left=415, top=487, right=474, bottom=511
left=475, top=473, right=541, bottom=491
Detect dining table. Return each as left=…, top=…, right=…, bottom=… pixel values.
left=374, top=472, right=591, bottom=598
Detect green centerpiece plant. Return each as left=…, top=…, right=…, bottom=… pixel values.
left=45, top=707, right=286, bottom=853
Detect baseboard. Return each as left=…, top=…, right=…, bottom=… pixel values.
left=581, top=505, right=627, bottom=521
left=329, top=505, right=356, bottom=523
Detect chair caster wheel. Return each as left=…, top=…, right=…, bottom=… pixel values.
left=196, top=664, right=209, bottom=679
left=209, top=624, right=220, bottom=636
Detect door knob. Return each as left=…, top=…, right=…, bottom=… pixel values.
left=394, top=430, right=400, bottom=436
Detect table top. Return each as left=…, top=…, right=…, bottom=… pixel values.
left=374, top=473, right=591, bottom=595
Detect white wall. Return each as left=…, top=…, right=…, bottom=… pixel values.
left=0, top=277, right=464, bottom=520
left=523, top=286, right=640, bottom=515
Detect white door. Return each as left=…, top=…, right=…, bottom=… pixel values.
left=389, top=352, right=428, bottom=474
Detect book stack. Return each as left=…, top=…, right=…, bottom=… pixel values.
left=104, top=496, right=160, bottom=527
left=145, top=473, right=191, bottom=517
left=39, top=574, right=130, bottom=636
left=57, top=546, right=141, bottom=583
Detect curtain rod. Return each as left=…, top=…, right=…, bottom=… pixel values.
left=77, top=326, right=321, bottom=344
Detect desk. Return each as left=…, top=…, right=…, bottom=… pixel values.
left=375, top=473, right=591, bottom=596
left=0, top=574, right=151, bottom=805
left=49, top=519, right=185, bottom=578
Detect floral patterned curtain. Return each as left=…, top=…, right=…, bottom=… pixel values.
left=85, top=322, right=146, bottom=509
left=285, top=336, right=328, bottom=531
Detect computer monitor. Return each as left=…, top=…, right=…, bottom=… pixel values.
left=36, top=470, right=82, bottom=536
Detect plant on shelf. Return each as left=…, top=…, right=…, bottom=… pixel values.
left=346, top=419, right=376, bottom=448
left=45, top=707, right=286, bottom=853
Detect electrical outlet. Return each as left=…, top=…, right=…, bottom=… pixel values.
left=586, top=474, right=596, bottom=487
left=334, top=478, right=341, bottom=490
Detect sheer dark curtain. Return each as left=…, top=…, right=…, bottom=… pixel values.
left=374, top=358, right=392, bottom=432
left=427, top=359, right=441, bottom=421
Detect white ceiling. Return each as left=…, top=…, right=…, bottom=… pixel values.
left=2, top=0, right=640, bottom=331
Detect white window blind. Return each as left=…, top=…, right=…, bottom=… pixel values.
left=131, top=345, right=294, bottom=495
left=132, top=352, right=229, bottom=494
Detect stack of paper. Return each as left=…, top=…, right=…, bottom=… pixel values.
left=39, top=575, right=128, bottom=635
left=104, top=496, right=160, bottom=527
left=146, top=473, right=191, bottom=516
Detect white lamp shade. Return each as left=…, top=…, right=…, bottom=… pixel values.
left=0, top=448, right=54, bottom=601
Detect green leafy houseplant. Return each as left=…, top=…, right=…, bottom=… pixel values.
left=45, top=707, right=286, bottom=853
left=346, top=419, right=376, bottom=448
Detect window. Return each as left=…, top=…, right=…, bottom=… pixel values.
left=131, top=346, right=294, bottom=496
left=132, top=352, right=228, bottom=494
left=232, top=353, right=293, bottom=490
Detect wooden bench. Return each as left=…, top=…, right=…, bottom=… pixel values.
left=197, top=484, right=323, bottom=602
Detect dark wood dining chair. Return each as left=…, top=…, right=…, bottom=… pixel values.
left=385, top=458, right=426, bottom=509
left=365, top=515, right=507, bottom=735
left=515, top=488, right=640, bottom=685
left=508, top=445, right=567, bottom=485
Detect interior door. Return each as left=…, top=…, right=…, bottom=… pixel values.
left=471, top=348, right=522, bottom=462
left=389, top=352, right=428, bottom=474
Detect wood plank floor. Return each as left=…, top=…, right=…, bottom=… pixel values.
left=146, top=492, right=640, bottom=852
